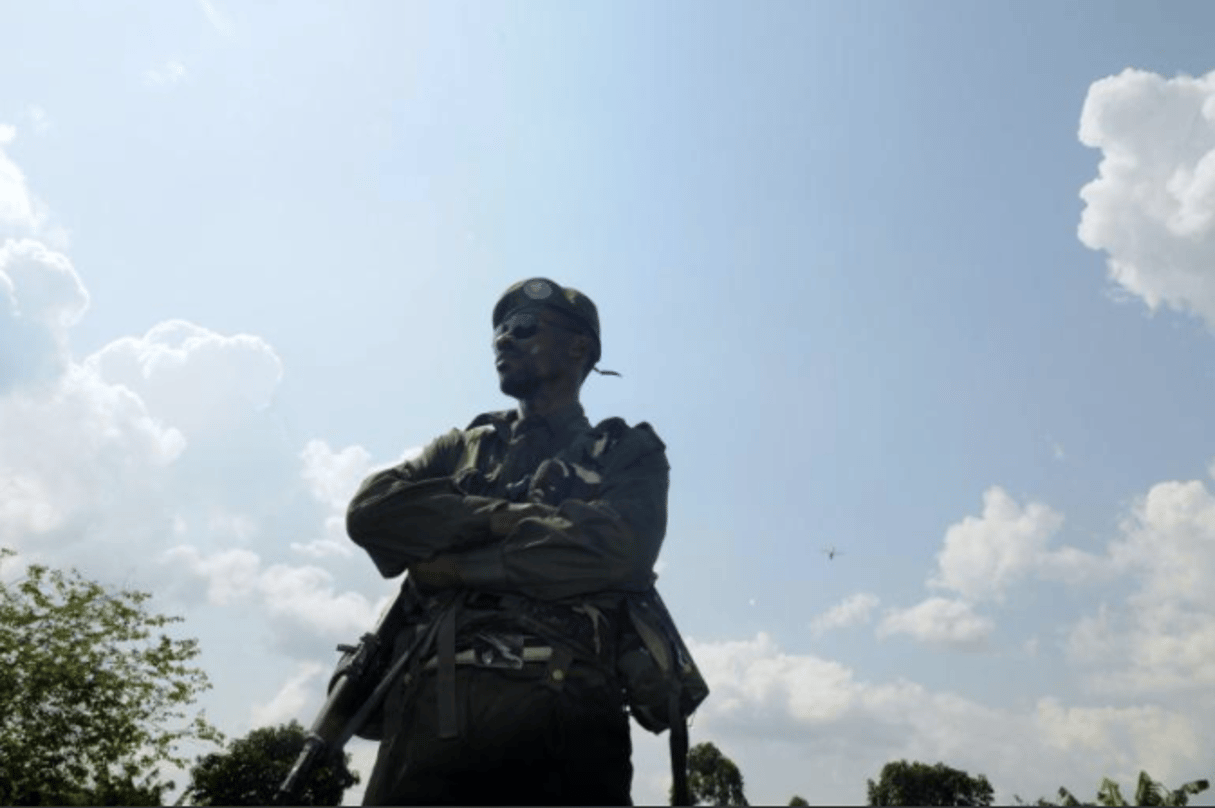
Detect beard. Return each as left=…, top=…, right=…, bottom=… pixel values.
left=498, top=368, right=540, bottom=399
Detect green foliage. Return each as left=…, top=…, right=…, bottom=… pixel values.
left=183, top=720, right=358, bottom=806
left=672, top=741, right=748, bottom=805
left=1027, top=771, right=1211, bottom=807
left=0, top=547, right=223, bottom=806
left=867, top=759, right=994, bottom=806
left=788, top=796, right=810, bottom=806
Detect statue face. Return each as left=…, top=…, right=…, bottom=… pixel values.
left=493, top=309, right=585, bottom=398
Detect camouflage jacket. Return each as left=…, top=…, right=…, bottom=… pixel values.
left=346, top=402, right=669, bottom=658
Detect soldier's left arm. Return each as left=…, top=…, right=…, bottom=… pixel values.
left=431, top=423, right=670, bottom=600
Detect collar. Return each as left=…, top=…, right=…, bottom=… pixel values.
left=508, top=401, right=590, bottom=442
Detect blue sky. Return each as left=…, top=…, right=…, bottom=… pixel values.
left=4, top=1, right=1215, bottom=804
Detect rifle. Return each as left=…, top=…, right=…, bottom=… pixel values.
left=277, top=579, right=438, bottom=803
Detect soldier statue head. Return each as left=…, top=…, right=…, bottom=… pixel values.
left=491, top=278, right=603, bottom=407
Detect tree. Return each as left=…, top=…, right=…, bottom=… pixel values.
left=789, top=795, right=810, bottom=806
left=1022, top=771, right=1211, bottom=807
left=867, top=759, right=994, bottom=806
left=0, top=548, right=222, bottom=805
left=183, top=721, right=359, bottom=806
left=672, top=741, right=748, bottom=805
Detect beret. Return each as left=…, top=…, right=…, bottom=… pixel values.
left=493, top=278, right=601, bottom=367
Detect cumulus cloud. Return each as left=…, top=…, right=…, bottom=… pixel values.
left=0, top=239, right=89, bottom=392
left=930, top=486, right=1105, bottom=602
left=251, top=662, right=327, bottom=727
left=876, top=597, right=994, bottom=649
left=165, top=544, right=387, bottom=650
left=0, top=362, right=186, bottom=556
left=809, top=592, right=880, bottom=637
left=692, top=633, right=858, bottom=732
left=682, top=632, right=1207, bottom=804
left=0, top=127, right=41, bottom=235
left=1078, top=68, right=1215, bottom=326
left=0, top=117, right=401, bottom=805
left=86, top=319, right=282, bottom=438
left=301, top=439, right=373, bottom=510
left=1067, top=471, right=1215, bottom=696
left=1034, top=698, right=1200, bottom=785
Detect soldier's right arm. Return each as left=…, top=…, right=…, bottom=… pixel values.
left=346, top=428, right=511, bottom=578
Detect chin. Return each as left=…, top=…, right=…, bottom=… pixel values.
left=499, top=373, right=538, bottom=399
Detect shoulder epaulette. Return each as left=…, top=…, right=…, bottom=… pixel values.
left=465, top=410, right=513, bottom=431
left=633, top=421, right=666, bottom=451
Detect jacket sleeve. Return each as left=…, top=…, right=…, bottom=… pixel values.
left=453, top=423, right=670, bottom=600
left=346, top=428, right=509, bottom=578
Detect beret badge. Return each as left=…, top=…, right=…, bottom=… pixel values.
left=524, top=280, right=553, bottom=300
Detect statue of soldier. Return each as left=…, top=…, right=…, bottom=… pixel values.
left=347, top=278, right=670, bottom=805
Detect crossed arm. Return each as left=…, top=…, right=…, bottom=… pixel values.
left=346, top=427, right=669, bottom=601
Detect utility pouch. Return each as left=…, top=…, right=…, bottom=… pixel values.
left=616, top=588, right=709, bottom=734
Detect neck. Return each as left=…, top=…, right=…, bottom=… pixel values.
left=516, top=382, right=581, bottom=421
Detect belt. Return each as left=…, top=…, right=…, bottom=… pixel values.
left=422, top=644, right=553, bottom=671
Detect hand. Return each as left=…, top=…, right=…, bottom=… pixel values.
left=409, top=554, right=462, bottom=590
left=489, top=502, right=549, bottom=537
left=453, top=467, right=489, bottom=495
left=527, top=459, right=573, bottom=504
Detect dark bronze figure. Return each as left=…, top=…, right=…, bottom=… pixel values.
left=287, top=278, right=704, bottom=806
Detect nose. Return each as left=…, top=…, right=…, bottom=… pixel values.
left=494, top=329, right=515, bottom=352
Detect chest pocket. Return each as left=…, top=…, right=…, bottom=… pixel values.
left=516, top=419, right=628, bottom=506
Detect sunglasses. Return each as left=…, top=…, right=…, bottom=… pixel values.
left=493, top=311, right=584, bottom=342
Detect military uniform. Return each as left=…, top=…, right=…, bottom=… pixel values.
left=347, top=280, right=669, bottom=806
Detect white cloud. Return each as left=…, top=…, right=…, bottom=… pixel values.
left=809, top=592, right=879, bottom=636
left=300, top=439, right=373, bottom=510
left=164, top=546, right=261, bottom=605
left=259, top=562, right=382, bottom=638
left=0, top=239, right=90, bottom=393
left=691, top=633, right=857, bottom=730
left=144, top=60, right=187, bottom=88
left=1034, top=698, right=1200, bottom=786
left=86, top=319, right=283, bottom=439
left=1, top=139, right=45, bottom=239
left=0, top=362, right=186, bottom=556
left=166, top=544, right=384, bottom=642
left=1078, top=68, right=1215, bottom=327
left=678, top=632, right=1208, bottom=805
left=0, top=239, right=88, bottom=327
left=877, top=597, right=994, bottom=649
left=930, top=486, right=1105, bottom=602
left=251, top=662, right=327, bottom=727
left=1066, top=473, right=1215, bottom=696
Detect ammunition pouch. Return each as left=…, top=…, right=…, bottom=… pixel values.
left=616, top=588, right=709, bottom=734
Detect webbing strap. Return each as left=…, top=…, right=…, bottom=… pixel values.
left=436, top=599, right=458, bottom=739
left=670, top=684, right=691, bottom=806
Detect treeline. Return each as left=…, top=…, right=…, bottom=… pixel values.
left=685, top=741, right=1211, bottom=806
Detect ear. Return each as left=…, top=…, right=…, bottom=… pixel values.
left=567, top=333, right=591, bottom=365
